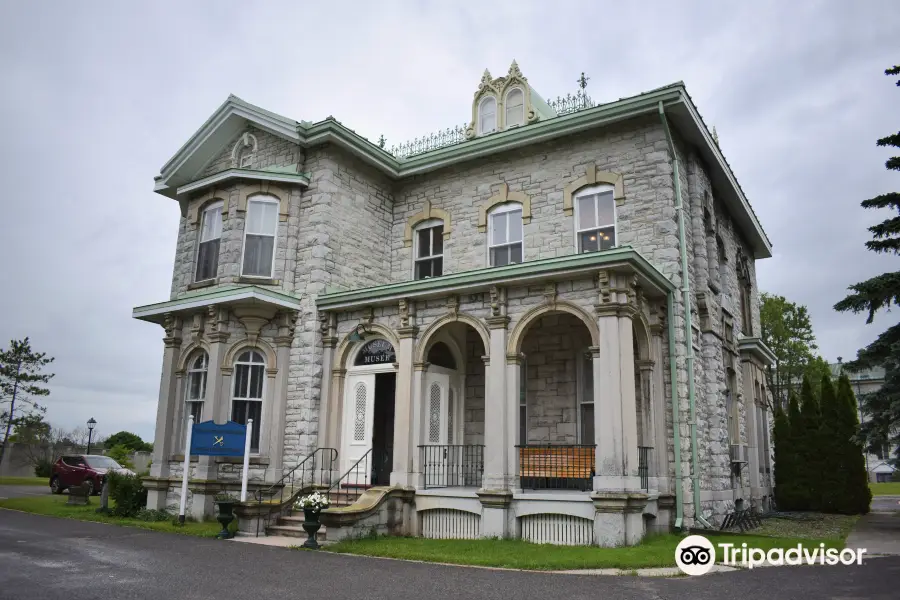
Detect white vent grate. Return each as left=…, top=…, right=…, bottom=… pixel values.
left=421, top=509, right=481, bottom=540
left=520, top=513, right=594, bottom=546
left=353, top=382, right=366, bottom=441
left=429, top=383, right=441, bottom=443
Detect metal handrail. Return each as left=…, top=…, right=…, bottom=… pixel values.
left=254, top=447, right=337, bottom=537
left=326, top=447, right=373, bottom=502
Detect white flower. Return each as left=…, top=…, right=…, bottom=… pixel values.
left=294, top=491, right=331, bottom=511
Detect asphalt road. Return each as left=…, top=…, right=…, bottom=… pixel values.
left=871, top=495, right=900, bottom=513
left=2, top=510, right=900, bottom=600
left=0, top=484, right=51, bottom=499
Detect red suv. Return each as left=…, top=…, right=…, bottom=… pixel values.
left=50, top=455, right=134, bottom=495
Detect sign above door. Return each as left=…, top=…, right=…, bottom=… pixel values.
left=355, top=339, right=396, bottom=366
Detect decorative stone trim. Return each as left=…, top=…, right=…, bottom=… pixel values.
left=414, top=361, right=430, bottom=372
left=506, top=352, right=523, bottom=365
left=636, top=359, right=655, bottom=372
left=187, top=189, right=230, bottom=226
left=477, top=183, right=532, bottom=232
left=237, top=183, right=290, bottom=222
left=187, top=278, right=217, bottom=291
left=485, top=315, right=510, bottom=330
left=403, top=200, right=452, bottom=247
left=237, top=276, right=280, bottom=286
left=591, top=492, right=649, bottom=514
left=563, top=168, right=625, bottom=216
left=476, top=489, right=513, bottom=508
left=397, top=325, right=419, bottom=339
left=465, top=61, right=540, bottom=139
left=507, top=301, right=599, bottom=356
left=322, top=335, right=338, bottom=348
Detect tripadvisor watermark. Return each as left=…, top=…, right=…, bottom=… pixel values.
left=675, top=535, right=867, bottom=576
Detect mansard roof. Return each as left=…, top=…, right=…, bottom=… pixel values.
left=153, top=79, right=772, bottom=259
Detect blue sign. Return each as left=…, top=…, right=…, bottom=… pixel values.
left=190, top=421, right=247, bottom=457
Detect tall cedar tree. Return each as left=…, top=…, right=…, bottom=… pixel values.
left=834, top=66, right=900, bottom=463
left=772, top=403, right=793, bottom=509
left=797, top=376, right=823, bottom=511
left=778, top=393, right=806, bottom=510
left=836, top=375, right=873, bottom=513
left=817, top=376, right=843, bottom=513
left=0, top=338, right=55, bottom=467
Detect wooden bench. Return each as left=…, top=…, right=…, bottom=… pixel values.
left=518, top=446, right=595, bottom=481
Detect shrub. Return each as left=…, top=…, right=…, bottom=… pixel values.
left=107, top=444, right=135, bottom=469
left=134, top=508, right=171, bottom=522
left=34, top=459, right=53, bottom=479
left=107, top=471, right=148, bottom=517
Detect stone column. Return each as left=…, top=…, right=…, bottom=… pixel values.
left=317, top=312, right=337, bottom=450
left=391, top=319, right=419, bottom=488
left=270, top=312, right=296, bottom=482
left=650, top=317, right=670, bottom=494
left=637, top=360, right=655, bottom=490
left=505, top=353, right=522, bottom=491
left=482, top=314, right=510, bottom=492
left=591, top=319, right=623, bottom=490
left=743, top=359, right=761, bottom=493
left=410, top=362, right=426, bottom=491
left=146, top=314, right=182, bottom=511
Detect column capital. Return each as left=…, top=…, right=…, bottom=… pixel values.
left=591, top=492, right=649, bottom=514
left=221, top=366, right=234, bottom=377
left=322, top=335, right=338, bottom=348
left=397, top=325, right=419, bottom=339
left=636, top=359, right=655, bottom=372
left=476, top=489, right=513, bottom=508
left=485, top=315, right=510, bottom=330
left=207, top=331, right=231, bottom=344
left=586, top=346, right=601, bottom=358
left=332, top=368, right=347, bottom=379
left=265, top=367, right=278, bottom=378
left=163, top=337, right=182, bottom=349
left=274, top=335, right=294, bottom=348
left=413, top=361, right=429, bottom=372
left=506, top=352, right=523, bottom=365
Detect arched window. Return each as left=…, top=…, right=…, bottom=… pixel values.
left=232, top=349, right=265, bottom=452
left=414, top=218, right=443, bottom=279
left=237, top=146, right=254, bottom=169
left=242, top=195, right=278, bottom=278
left=505, top=88, right=524, bottom=128
left=488, top=203, right=523, bottom=266
left=184, top=351, right=208, bottom=424
left=195, top=202, right=223, bottom=282
left=354, top=339, right=396, bottom=366
left=574, top=185, right=616, bottom=253
left=478, top=96, right=497, bottom=135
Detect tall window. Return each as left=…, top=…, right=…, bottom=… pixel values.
left=505, top=88, right=524, bottom=128
left=414, top=221, right=444, bottom=279
left=740, top=277, right=753, bottom=335
left=195, top=202, right=222, bottom=282
left=242, top=196, right=278, bottom=278
left=575, top=187, right=616, bottom=252
left=717, top=237, right=727, bottom=289
left=184, top=352, right=208, bottom=424
left=580, top=351, right=595, bottom=445
left=519, top=357, right=527, bottom=445
left=479, top=96, right=497, bottom=134
left=232, top=350, right=265, bottom=452
left=488, top=203, right=523, bottom=266
left=724, top=351, right=737, bottom=444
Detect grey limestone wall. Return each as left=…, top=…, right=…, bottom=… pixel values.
left=463, top=333, right=486, bottom=446
left=201, top=125, right=303, bottom=177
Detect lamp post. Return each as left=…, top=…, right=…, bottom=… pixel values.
left=86, top=418, right=97, bottom=454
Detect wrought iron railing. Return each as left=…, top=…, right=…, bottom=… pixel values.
left=419, top=444, right=484, bottom=489
left=325, top=448, right=389, bottom=505
left=547, top=90, right=594, bottom=115
left=516, top=444, right=595, bottom=491
left=254, top=447, right=338, bottom=537
left=638, top=446, right=653, bottom=491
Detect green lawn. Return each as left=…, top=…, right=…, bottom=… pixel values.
left=327, top=531, right=847, bottom=571
left=870, top=482, right=900, bottom=496
left=0, top=476, right=49, bottom=486
left=0, top=495, right=230, bottom=538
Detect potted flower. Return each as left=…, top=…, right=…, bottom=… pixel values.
left=294, top=491, right=330, bottom=549
left=214, top=491, right=238, bottom=539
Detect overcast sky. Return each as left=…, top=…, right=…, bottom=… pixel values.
left=0, top=1, right=897, bottom=441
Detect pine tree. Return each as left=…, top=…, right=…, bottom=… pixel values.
left=817, top=376, right=843, bottom=513
left=772, top=403, right=793, bottom=509
left=0, top=338, right=55, bottom=468
left=779, top=393, right=806, bottom=510
left=797, top=376, right=822, bottom=510
left=836, top=375, right=872, bottom=514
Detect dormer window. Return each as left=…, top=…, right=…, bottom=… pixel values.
left=195, top=201, right=222, bottom=282
left=414, top=219, right=444, bottom=279
left=488, top=203, right=523, bottom=266
left=505, top=88, right=524, bottom=128
left=479, top=96, right=497, bottom=135
left=574, top=186, right=616, bottom=252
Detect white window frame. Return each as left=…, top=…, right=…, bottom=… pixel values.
left=576, top=349, right=595, bottom=446
left=240, top=195, right=279, bottom=279
left=231, top=349, right=266, bottom=454
left=478, top=96, right=497, bottom=135
left=573, top=184, right=617, bottom=253
left=487, top=203, right=524, bottom=267
left=413, top=218, right=444, bottom=280
left=194, top=201, right=223, bottom=282
left=504, top=88, right=525, bottom=129
left=184, top=351, right=208, bottom=426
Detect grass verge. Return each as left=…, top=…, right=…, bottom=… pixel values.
left=0, top=495, right=231, bottom=538
left=870, top=482, right=900, bottom=496
left=327, top=530, right=846, bottom=571
left=0, top=476, right=49, bottom=486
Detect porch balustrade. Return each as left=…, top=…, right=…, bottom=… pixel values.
left=516, top=444, right=596, bottom=491
left=418, top=444, right=485, bottom=489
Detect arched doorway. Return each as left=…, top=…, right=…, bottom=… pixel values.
left=342, top=338, right=397, bottom=485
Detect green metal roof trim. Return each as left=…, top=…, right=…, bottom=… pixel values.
left=132, top=285, right=303, bottom=322
left=316, top=246, right=674, bottom=311
left=176, top=167, right=311, bottom=196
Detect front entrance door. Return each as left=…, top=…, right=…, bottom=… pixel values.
left=371, top=372, right=396, bottom=485
left=423, top=368, right=464, bottom=486
left=342, top=373, right=375, bottom=482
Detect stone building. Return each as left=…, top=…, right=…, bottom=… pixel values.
left=134, top=62, right=776, bottom=545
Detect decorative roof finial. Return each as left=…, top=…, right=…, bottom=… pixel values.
left=712, top=126, right=719, bottom=146
left=377, top=135, right=386, bottom=148
left=577, top=72, right=590, bottom=91
left=508, top=60, right=523, bottom=79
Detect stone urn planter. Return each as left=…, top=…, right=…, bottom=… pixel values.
left=214, top=493, right=238, bottom=539
left=295, top=491, right=330, bottom=549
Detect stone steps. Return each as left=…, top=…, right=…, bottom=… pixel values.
left=264, top=489, right=362, bottom=539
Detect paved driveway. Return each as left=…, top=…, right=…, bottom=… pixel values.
left=0, top=484, right=51, bottom=499
left=1, top=510, right=899, bottom=600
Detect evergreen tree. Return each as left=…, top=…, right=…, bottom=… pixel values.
left=796, top=376, right=822, bottom=510
left=0, top=338, right=55, bottom=468
left=779, top=393, right=806, bottom=510
left=817, top=376, right=843, bottom=513
left=772, top=403, right=793, bottom=509
left=834, top=66, right=900, bottom=463
left=836, top=375, right=872, bottom=514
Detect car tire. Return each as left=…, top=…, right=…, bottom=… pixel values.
left=83, top=479, right=95, bottom=496
left=50, top=476, right=62, bottom=494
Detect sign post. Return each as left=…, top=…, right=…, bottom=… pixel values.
left=178, top=415, right=194, bottom=524
left=240, top=419, right=253, bottom=502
